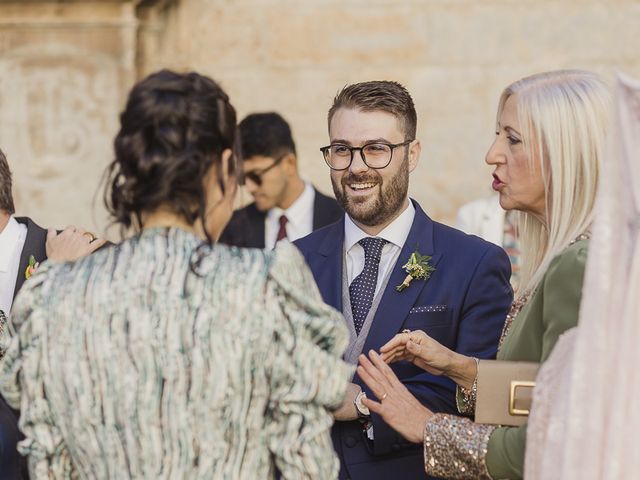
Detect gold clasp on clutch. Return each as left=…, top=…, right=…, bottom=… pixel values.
left=509, top=380, right=535, bottom=416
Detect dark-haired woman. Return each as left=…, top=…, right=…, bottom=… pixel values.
left=0, top=70, right=351, bottom=479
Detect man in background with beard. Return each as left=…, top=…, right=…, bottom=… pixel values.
left=295, top=81, right=513, bottom=480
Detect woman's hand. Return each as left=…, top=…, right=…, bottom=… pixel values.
left=357, top=350, right=433, bottom=444
left=380, top=329, right=455, bottom=377
left=46, top=226, right=107, bottom=262
left=380, top=330, right=478, bottom=389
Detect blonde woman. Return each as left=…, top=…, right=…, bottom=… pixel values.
left=526, top=73, right=640, bottom=479
left=356, top=70, right=610, bottom=479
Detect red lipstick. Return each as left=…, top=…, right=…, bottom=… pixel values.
left=492, top=173, right=505, bottom=191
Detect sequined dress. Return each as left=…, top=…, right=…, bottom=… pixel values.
left=0, top=227, right=352, bottom=479
left=423, top=239, right=589, bottom=479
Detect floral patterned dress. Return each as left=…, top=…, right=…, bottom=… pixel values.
left=0, top=227, right=352, bottom=479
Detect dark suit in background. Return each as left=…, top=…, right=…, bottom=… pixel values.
left=220, top=188, right=342, bottom=248
left=13, top=217, right=47, bottom=300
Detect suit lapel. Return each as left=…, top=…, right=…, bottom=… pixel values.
left=312, top=189, right=334, bottom=230
left=312, top=188, right=343, bottom=231
left=14, top=217, right=47, bottom=299
left=243, top=204, right=266, bottom=248
left=251, top=213, right=266, bottom=249
left=312, top=188, right=323, bottom=230
left=313, top=221, right=344, bottom=311
left=362, top=203, right=443, bottom=355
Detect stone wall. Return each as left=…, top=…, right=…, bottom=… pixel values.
left=2, top=0, right=639, bottom=233
left=0, top=0, right=136, bottom=232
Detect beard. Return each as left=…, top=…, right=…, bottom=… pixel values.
left=332, top=156, right=409, bottom=227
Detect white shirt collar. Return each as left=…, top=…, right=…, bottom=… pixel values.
left=344, top=199, right=415, bottom=251
left=0, top=216, right=24, bottom=272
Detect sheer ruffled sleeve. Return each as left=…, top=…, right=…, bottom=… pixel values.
left=0, top=261, right=53, bottom=408
left=0, top=262, right=78, bottom=479
left=263, top=242, right=353, bottom=479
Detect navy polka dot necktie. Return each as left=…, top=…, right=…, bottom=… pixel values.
left=349, top=237, right=387, bottom=335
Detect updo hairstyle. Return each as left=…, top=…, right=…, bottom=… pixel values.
left=104, top=70, right=237, bottom=239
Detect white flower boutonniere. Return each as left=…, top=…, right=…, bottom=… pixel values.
left=396, top=249, right=436, bottom=292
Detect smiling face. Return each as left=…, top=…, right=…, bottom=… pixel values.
left=328, top=107, right=419, bottom=233
left=485, top=94, right=546, bottom=218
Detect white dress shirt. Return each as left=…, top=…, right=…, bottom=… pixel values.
left=0, top=216, right=27, bottom=314
left=345, top=200, right=416, bottom=296
left=265, top=181, right=315, bottom=249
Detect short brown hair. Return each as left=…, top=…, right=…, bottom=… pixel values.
left=328, top=80, right=417, bottom=140
left=0, top=149, right=15, bottom=215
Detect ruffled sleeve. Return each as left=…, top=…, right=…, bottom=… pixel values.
left=262, top=242, right=353, bottom=479
left=0, top=309, right=8, bottom=359
left=0, top=261, right=77, bottom=479
left=0, top=261, right=54, bottom=408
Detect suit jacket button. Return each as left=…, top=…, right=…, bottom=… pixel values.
left=344, top=435, right=358, bottom=448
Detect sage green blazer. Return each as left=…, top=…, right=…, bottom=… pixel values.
left=485, top=239, right=589, bottom=479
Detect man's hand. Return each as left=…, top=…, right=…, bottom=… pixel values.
left=332, top=382, right=362, bottom=421
left=46, top=226, right=107, bottom=262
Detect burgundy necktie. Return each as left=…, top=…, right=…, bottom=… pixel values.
left=276, top=215, right=288, bottom=242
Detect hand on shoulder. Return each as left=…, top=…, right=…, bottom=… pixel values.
left=46, top=226, right=108, bottom=262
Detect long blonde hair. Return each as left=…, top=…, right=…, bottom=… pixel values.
left=497, top=70, right=611, bottom=296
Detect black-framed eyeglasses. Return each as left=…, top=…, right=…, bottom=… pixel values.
left=319, top=140, right=414, bottom=170
left=241, top=154, right=286, bottom=186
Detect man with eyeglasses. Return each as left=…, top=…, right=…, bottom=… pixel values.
left=295, top=81, right=512, bottom=479
left=220, top=112, right=342, bottom=249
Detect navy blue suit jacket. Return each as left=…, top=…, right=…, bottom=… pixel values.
left=294, top=201, right=512, bottom=480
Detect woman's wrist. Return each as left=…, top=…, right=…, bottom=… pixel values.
left=448, top=354, right=478, bottom=390
left=411, top=405, right=434, bottom=444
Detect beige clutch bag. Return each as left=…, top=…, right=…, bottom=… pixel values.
left=475, top=360, right=539, bottom=426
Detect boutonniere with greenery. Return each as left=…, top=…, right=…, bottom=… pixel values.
left=24, top=255, right=40, bottom=280
left=396, top=249, right=436, bottom=292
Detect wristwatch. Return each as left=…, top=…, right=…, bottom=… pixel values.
left=354, top=390, right=371, bottom=419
